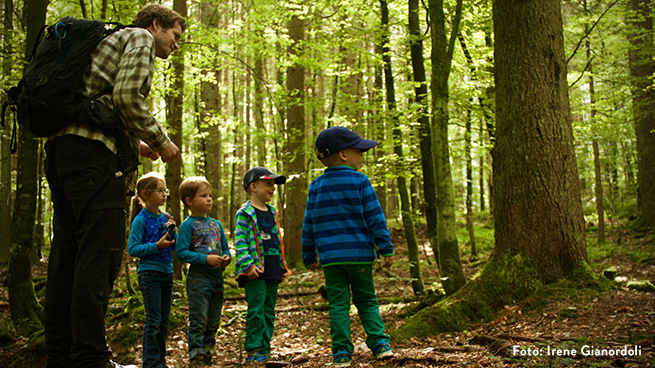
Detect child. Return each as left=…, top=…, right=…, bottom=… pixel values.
left=128, top=171, right=177, bottom=368
left=175, top=177, right=231, bottom=367
left=301, top=126, right=394, bottom=367
left=234, top=167, right=290, bottom=363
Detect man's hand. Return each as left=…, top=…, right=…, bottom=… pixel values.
left=246, top=265, right=263, bottom=280
left=139, top=142, right=160, bottom=160
left=159, top=141, right=180, bottom=162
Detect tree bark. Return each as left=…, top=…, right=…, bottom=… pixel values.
left=627, top=0, right=655, bottom=226
left=167, top=0, right=187, bottom=281
left=0, top=0, right=14, bottom=265
left=382, top=0, right=425, bottom=296
left=200, top=1, right=223, bottom=223
left=7, top=0, right=47, bottom=337
left=284, top=14, right=307, bottom=268
left=428, top=0, right=466, bottom=295
left=409, top=0, right=439, bottom=268
left=465, top=111, right=477, bottom=256
left=493, top=0, right=587, bottom=280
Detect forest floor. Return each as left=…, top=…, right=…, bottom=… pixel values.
left=0, top=218, right=654, bottom=367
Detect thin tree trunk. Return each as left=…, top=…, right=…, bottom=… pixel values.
left=428, top=0, right=466, bottom=295
left=465, top=110, right=477, bottom=256
left=409, top=0, right=439, bottom=269
left=0, top=0, right=14, bottom=264
left=8, top=0, right=47, bottom=336
left=200, top=1, right=223, bottom=223
left=585, top=6, right=605, bottom=244
left=283, top=14, right=307, bottom=268
left=382, top=0, right=425, bottom=296
left=167, top=0, right=186, bottom=281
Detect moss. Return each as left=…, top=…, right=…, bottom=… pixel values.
left=392, top=255, right=596, bottom=338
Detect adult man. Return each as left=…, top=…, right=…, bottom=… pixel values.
left=44, top=5, right=185, bottom=368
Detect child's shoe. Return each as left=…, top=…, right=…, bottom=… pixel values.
left=332, top=350, right=352, bottom=367
left=245, top=350, right=268, bottom=363
left=372, top=340, right=393, bottom=359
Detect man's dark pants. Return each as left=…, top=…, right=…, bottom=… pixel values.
left=44, top=135, right=127, bottom=368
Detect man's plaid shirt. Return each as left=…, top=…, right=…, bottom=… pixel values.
left=52, top=27, right=172, bottom=192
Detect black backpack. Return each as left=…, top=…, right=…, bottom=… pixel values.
left=2, top=16, right=140, bottom=173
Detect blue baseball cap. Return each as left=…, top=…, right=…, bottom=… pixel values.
left=315, top=126, right=378, bottom=159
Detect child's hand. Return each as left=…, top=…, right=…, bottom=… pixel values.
left=218, top=255, right=231, bottom=268
left=281, top=270, right=288, bottom=280
left=309, top=262, right=319, bottom=270
left=206, top=254, right=222, bottom=268
left=382, top=255, right=394, bottom=268
left=156, top=233, right=175, bottom=249
left=246, top=265, right=263, bottom=279
left=165, top=216, right=176, bottom=227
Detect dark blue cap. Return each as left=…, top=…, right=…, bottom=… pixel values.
left=243, top=167, right=286, bottom=190
left=315, top=126, right=378, bottom=159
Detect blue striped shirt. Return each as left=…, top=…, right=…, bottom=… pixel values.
left=301, top=166, right=393, bottom=267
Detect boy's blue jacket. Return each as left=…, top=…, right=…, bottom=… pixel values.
left=301, top=166, right=393, bottom=267
left=128, top=208, right=176, bottom=274
left=234, top=201, right=290, bottom=280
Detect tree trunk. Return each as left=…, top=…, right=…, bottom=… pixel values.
left=381, top=0, right=425, bottom=296
left=0, top=0, right=13, bottom=265
left=428, top=0, right=466, bottom=295
left=493, top=0, right=587, bottom=280
left=8, top=0, right=47, bottom=336
left=283, top=14, right=307, bottom=268
left=465, top=111, right=477, bottom=256
left=393, top=0, right=589, bottom=338
left=167, top=0, right=186, bottom=281
left=200, top=1, right=223, bottom=223
left=409, top=0, right=439, bottom=269
left=627, top=0, right=655, bottom=226
left=585, top=8, right=605, bottom=244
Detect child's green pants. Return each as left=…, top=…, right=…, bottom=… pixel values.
left=244, top=279, right=279, bottom=354
left=323, top=264, right=389, bottom=354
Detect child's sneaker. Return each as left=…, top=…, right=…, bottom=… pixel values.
left=332, top=350, right=352, bottom=367
left=245, top=350, right=268, bottom=363
left=372, top=340, right=393, bottom=359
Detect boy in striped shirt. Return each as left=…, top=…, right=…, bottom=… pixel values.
left=301, top=126, right=394, bottom=367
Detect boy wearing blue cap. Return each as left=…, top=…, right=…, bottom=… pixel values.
left=301, top=126, right=394, bottom=367
left=234, top=167, right=291, bottom=363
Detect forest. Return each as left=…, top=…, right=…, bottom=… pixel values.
left=0, top=0, right=654, bottom=366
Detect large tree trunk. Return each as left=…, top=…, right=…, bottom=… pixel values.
left=8, top=0, right=47, bottom=337
left=393, top=0, right=589, bottom=338
left=283, top=14, right=307, bottom=268
left=167, top=0, right=187, bottom=281
left=380, top=0, right=425, bottom=296
left=428, top=0, right=466, bottom=295
left=627, top=0, right=655, bottom=226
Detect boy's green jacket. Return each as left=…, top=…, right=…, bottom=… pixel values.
left=234, top=200, right=291, bottom=281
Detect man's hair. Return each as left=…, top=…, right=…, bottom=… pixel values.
left=132, top=4, right=187, bottom=31
left=179, top=176, right=211, bottom=208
